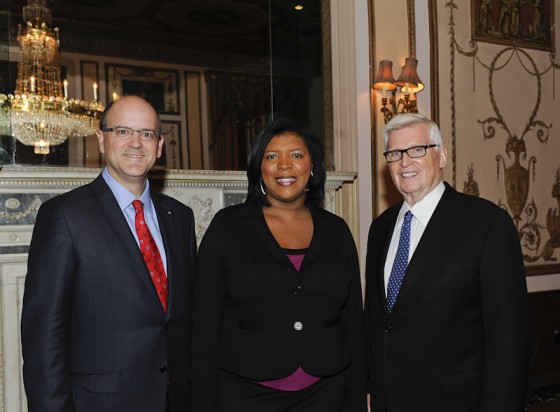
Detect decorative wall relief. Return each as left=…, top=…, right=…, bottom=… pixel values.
left=463, top=163, right=480, bottom=196
left=0, top=168, right=356, bottom=251
left=439, top=0, right=560, bottom=274
left=0, top=195, right=43, bottom=225
left=544, top=169, right=560, bottom=260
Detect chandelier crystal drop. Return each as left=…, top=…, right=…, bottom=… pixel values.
left=0, top=0, right=103, bottom=154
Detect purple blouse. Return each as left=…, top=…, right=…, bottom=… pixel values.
left=257, top=251, right=321, bottom=391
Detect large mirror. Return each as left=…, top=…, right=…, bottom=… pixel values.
left=0, top=0, right=332, bottom=170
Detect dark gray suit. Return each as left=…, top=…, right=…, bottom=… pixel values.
left=22, top=175, right=195, bottom=412
left=365, top=183, right=529, bottom=412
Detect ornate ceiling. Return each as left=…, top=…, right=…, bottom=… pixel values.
left=1, top=0, right=323, bottom=72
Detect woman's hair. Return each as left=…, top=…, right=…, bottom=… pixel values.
left=246, top=118, right=326, bottom=208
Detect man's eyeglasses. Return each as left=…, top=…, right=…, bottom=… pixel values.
left=383, top=144, right=439, bottom=163
left=103, top=127, right=159, bottom=141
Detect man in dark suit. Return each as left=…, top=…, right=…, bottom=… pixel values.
left=365, top=113, right=529, bottom=412
left=21, top=95, right=196, bottom=412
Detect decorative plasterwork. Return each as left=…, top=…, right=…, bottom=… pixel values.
left=0, top=167, right=357, bottom=247
left=443, top=0, right=560, bottom=273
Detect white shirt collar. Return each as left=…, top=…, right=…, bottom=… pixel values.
left=403, top=181, right=445, bottom=226
left=101, top=168, right=152, bottom=212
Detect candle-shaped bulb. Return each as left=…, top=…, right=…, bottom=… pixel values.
left=93, top=83, right=98, bottom=101
left=112, top=92, right=118, bottom=101
left=63, top=79, right=68, bottom=98
left=30, top=76, right=35, bottom=93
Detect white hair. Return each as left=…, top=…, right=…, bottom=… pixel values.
left=382, top=113, right=443, bottom=149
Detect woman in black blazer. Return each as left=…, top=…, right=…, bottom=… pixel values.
left=192, top=119, right=366, bottom=412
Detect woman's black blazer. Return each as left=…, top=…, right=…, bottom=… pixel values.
left=192, top=200, right=366, bottom=411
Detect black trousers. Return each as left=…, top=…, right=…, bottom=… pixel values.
left=166, top=387, right=170, bottom=412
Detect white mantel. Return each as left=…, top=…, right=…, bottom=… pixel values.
left=0, top=166, right=358, bottom=411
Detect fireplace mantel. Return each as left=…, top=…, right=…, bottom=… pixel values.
left=0, top=166, right=358, bottom=411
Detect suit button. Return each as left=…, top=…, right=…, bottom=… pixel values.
left=160, top=366, right=167, bottom=373
left=294, top=321, right=303, bottom=331
left=293, top=286, right=302, bottom=295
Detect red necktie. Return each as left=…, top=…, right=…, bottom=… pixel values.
left=132, top=200, right=168, bottom=312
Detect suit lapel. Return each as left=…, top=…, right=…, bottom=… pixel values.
left=300, top=206, right=331, bottom=268
left=89, top=176, right=164, bottom=313
left=380, top=206, right=400, bottom=314
left=390, top=185, right=458, bottom=312
left=246, top=203, right=331, bottom=278
left=250, top=204, right=301, bottom=276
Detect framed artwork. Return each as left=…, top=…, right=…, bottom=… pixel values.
left=105, top=64, right=180, bottom=114
left=471, top=0, right=554, bottom=51
left=155, top=121, right=183, bottom=170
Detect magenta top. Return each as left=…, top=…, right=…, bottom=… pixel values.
left=257, top=251, right=321, bottom=391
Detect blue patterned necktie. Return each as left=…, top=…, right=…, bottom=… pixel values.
left=386, top=211, right=413, bottom=312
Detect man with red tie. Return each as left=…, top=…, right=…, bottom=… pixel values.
left=21, top=95, right=196, bottom=412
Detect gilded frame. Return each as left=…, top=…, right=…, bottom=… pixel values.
left=156, top=121, right=183, bottom=170
left=471, top=0, right=555, bottom=52
left=105, top=63, right=180, bottom=115
left=368, top=0, right=420, bottom=216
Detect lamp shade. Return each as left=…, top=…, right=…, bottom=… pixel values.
left=395, top=57, right=421, bottom=88
left=373, top=60, right=397, bottom=91
left=400, top=82, right=425, bottom=94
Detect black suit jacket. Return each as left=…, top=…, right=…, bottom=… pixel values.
left=22, top=175, right=196, bottom=412
left=365, top=183, right=529, bottom=412
left=191, top=200, right=366, bottom=412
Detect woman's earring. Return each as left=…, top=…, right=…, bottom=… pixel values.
left=305, top=170, right=313, bottom=192
left=260, top=179, right=266, bottom=195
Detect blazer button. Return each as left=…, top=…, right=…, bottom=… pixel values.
left=160, top=366, right=167, bottom=373
left=294, top=321, right=303, bottom=331
left=293, top=286, right=302, bottom=295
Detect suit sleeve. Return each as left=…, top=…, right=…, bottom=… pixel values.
left=191, top=212, right=227, bottom=412
left=479, top=208, right=529, bottom=412
left=340, top=223, right=368, bottom=412
left=21, top=200, right=76, bottom=412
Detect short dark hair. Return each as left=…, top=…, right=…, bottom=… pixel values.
left=246, top=118, right=326, bottom=208
left=98, top=95, right=162, bottom=138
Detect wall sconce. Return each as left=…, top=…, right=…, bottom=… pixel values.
left=373, top=57, right=424, bottom=124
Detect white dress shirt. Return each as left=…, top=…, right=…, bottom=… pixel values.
left=102, top=168, right=168, bottom=273
left=384, top=181, right=445, bottom=294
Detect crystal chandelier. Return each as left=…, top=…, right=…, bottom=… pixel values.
left=0, top=0, right=103, bottom=155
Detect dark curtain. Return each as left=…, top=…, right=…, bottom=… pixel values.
left=206, top=71, right=271, bottom=170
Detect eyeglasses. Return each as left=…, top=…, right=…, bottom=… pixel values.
left=103, top=127, right=159, bottom=141
left=383, top=144, right=439, bottom=163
